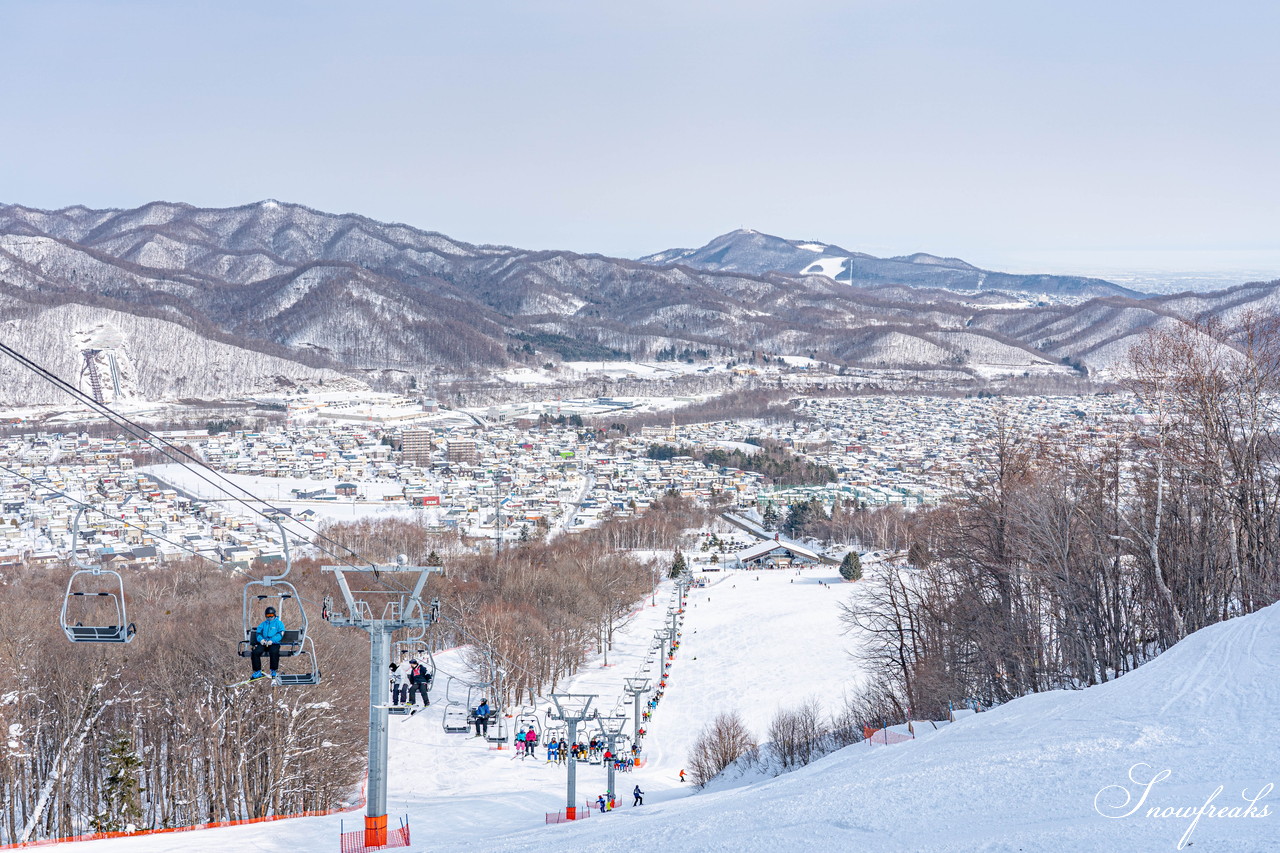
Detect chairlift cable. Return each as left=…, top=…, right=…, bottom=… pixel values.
left=0, top=340, right=413, bottom=591
left=0, top=462, right=333, bottom=610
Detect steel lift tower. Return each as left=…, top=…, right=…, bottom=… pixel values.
left=623, top=677, right=651, bottom=742
left=549, top=694, right=596, bottom=820
left=323, top=557, right=442, bottom=848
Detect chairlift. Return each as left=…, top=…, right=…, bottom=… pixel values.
left=235, top=519, right=318, bottom=685
left=486, top=708, right=508, bottom=743
left=515, top=706, right=544, bottom=740
left=465, top=681, right=492, bottom=727
left=60, top=508, right=136, bottom=644
left=442, top=674, right=471, bottom=733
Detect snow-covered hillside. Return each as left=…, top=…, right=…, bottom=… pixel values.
left=53, top=570, right=1280, bottom=852
left=0, top=299, right=360, bottom=405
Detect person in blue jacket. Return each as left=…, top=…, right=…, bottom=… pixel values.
left=473, top=698, right=491, bottom=736
left=249, top=605, right=285, bottom=680
left=633, top=784, right=644, bottom=806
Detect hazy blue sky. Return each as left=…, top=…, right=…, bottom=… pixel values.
left=2, top=0, right=1276, bottom=276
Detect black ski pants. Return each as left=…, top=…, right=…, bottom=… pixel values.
left=407, top=682, right=430, bottom=706
left=251, top=642, right=280, bottom=673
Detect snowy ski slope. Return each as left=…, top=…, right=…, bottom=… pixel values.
left=51, top=570, right=1280, bottom=852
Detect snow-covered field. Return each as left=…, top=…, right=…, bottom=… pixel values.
left=142, top=464, right=421, bottom=523
left=49, top=569, right=1280, bottom=852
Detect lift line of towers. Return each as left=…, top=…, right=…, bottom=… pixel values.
left=59, top=503, right=692, bottom=846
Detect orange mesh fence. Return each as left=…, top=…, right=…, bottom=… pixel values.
left=0, top=781, right=367, bottom=849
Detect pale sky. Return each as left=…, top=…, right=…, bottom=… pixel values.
left=2, top=0, right=1277, bottom=278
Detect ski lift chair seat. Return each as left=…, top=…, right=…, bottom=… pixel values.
left=237, top=628, right=304, bottom=658
left=65, top=623, right=136, bottom=643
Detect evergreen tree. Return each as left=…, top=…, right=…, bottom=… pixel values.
left=425, top=550, right=443, bottom=566
left=92, top=732, right=143, bottom=832
left=761, top=504, right=780, bottom=530
left=839, top=550, right=862, bottom=582
left=669, top=549, right=688, bottom=579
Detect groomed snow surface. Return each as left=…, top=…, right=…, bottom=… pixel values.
left=57, top=570, right=1280, bottom=852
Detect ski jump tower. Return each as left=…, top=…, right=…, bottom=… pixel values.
left=323, top=556, right=442, bottom=849
left=80, top=349, right=106, bottom=403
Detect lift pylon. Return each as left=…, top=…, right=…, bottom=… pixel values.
left=323, top=556, right=441, bottom=848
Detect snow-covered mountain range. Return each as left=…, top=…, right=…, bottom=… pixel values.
left=641, top=228, right=1142, bottom=301
left=0, top=201, right=1276, bottom=403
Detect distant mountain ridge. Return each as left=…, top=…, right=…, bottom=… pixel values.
left=0, top=200, right=1274, bottom=404
left=641, top=229, right=1141, bottom=301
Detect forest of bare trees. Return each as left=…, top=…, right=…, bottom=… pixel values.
left=841, top=316, right=1280, bottom=722
left=0, top=491, right=696, bottom=845
left=321, top=495, right=697, bottom=707
left=0, top=559, right=367, bottom=845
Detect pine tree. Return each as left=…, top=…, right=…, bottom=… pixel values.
left=425, top=550, right=443, bottom=566
left=93, top=732, right=143, bottom=833
left=669, top=549, right=688, bottom=579
left=761, top=504, right=780, bottom=530
left=839, top=550, right=862, bottom=582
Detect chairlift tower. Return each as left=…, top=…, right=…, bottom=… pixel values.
left=654, top=626, right=671, bottom=660
left=549, top=693, right=596, bottom=820
left=623, top=677, right=650, bottom=742
left=323, top=556, right=442, bottom=848
left=597, top=714, right=629, bottom=798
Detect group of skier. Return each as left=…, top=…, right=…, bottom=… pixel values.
left=512, top=723, right=537, bottom=752
left=388, top=654, right=434, bottom=707
left=595, top=786, right=644, bottom=812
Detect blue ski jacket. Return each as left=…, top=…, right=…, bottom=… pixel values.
left=255, top=616, right=285, bottom=645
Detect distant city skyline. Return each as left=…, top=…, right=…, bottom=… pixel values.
left=2, top=0, right=1276, bottom=281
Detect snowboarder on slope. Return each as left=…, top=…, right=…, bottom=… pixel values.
left=249, top=605, right=284, bottom=681
left=633, top=785, right=643, bottom=806
left=679, top=769, right=686, bottom=783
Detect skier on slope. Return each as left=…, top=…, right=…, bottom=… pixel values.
left=633, top=784, right=644, bottom=806
left=249, top=605, right=285, bottom=681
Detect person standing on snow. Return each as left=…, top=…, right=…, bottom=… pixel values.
left=633, top=785, right=643, bottom=806
left=249, top=605, right=285, bottom=681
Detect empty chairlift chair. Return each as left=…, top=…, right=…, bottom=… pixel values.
left=441, top=675, right=471, bottom=733
left=61, top=568, right=136, bottom=643
left=60, top=509, right=136, bottom=644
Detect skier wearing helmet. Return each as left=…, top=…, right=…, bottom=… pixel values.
left=249, top=605, right=285, bottom=681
